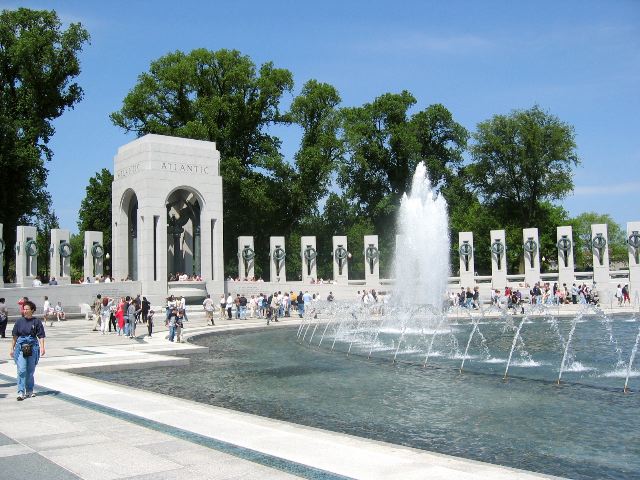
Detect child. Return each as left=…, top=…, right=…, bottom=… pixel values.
left=175, top=310, right=185, bottom=343
left=147, top=310, right=155, bottom=338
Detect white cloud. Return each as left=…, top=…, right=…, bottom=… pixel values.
left=573, top=181, right=640, bottom=196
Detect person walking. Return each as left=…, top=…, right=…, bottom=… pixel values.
left=10, top=300, right=46, bottom=400
left=226, top=293, right=233, bottom=319
left=141, top=297, right=151, bottom=323
left=0, top=298, right=8, bottom=338
left=203, top=295, right=215, bottom=326
left=92, top=294, right=102, bottom=331
left=43, top=296, right=51, bottom=326
left=219, top=294, right=226, bottom=321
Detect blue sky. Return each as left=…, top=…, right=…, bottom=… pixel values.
left=4, top=0, right=639, bottom=231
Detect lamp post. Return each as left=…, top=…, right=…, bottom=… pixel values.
left=105, top=252, right=111, bottom=274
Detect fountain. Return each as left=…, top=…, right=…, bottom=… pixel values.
left=86, top=163, right=640, bottom=480
left=393, top=162, right=450, bottom=308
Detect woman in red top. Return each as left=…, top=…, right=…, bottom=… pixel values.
left=115, top=298, right=126, bottom=335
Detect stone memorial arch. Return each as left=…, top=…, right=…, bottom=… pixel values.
left=112, top=135, right=224, bottom=304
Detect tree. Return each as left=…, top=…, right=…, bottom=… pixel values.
left=468, top=106, right=579, bottom=227
left=568, top=212, right=627, bottom=270
left=111, top=49, right=340, bottom=277
left=340, top=92, right=468, bottom=233
left=77, top=168, right=114, bottom=273
left=35, top=209, right=59, bottom=280
left=288, top=80, right=342, bottom=216
left=0, top=8, right=89, bottom=272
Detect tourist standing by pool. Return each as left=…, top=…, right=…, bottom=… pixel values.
left=10, top=301, right=45, bottom=400
left=219, top=294, right=226, bottom=321
left=141, top=296, right=151, bottom=323
left=127, top=297, right=137, bottom=338
left=166, top=308, right=178, bottom=341
left=203, top=295, right=215, bottom=325
left=116, top=298, right=126, bottom=335
left=297, top=291, right=305, bottom=317
left=100, top=297, right=113, bottom=335
left=226, top=294, right=233, bottom=319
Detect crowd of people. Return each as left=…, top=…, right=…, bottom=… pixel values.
left=88, top=294, right=155, bottom=339
left=168, top=272, right=202, bottom=281
left=446, top=281, right=627, bottom=313
left=204, top=290, right=324, bottom=325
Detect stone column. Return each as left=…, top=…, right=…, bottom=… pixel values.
left=301, top=236, right=317, bottom=283
left=364, top=235, right=379, bottom=285
left=270, top=236, right=286, bottom=283
left=627, top=222, right=640, bottom=299
left=591, top=224, right=610, bottom=290
left=156, top=212, right=169, bottom=288
left=16, top=226, right=38, bottom=287
left=238, top=236, right=255, bottom=280
left=50, top=229, right=71, bottom=284
left=112, top=207, right=128, bottom=283
left=136, top=207, right=168, bottom=301
left=332, top=236, right=349, bottom=283
left=203, top=214, right=225, bottom=297
left=83, top=231, right=104, bottom=281
left=523, top=228, right=540, bottom=287
left=458, top=232, right=474, bottom=288
left=557, top=226, right=575, bottom=288
left=490, top=229, right=507, bottom=289
left=0, top=224, right=4, bottom=286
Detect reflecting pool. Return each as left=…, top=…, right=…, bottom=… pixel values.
left=87, top=315, right=640, bottom=480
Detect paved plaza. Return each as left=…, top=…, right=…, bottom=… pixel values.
left=0, top=312, right=582, bottom=479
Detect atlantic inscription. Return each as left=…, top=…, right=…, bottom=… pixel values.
left=115, top=161, right=212, bottom=180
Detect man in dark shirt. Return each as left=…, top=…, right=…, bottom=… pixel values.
left=239, top=295, right=248, bottom=319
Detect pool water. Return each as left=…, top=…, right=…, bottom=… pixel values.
left=87, top=322, right=640, bottom=480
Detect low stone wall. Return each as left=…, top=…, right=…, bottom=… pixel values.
left=0, top=281, right=142, bottom=316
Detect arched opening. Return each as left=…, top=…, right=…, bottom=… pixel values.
left=120, top=189, right=138, bottom=281
left=166, top=189, right=202, bottom=278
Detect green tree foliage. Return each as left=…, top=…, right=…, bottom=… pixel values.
left=0, top=8, right=89, bottom=271
left=289, top=80, right=342, bottom=215
left=468, top=106, right=578, bottom=226
left=338, top=92, right=468, bottom=275
left=340, top=92, right=468, bottom=232
left=69, top=233, right=84, bottom=282
left=77, top=168, right=114, bottom=273
left=568, top=212, right=627, bottom=270
left=35, top=210, right=59, bottom=280
left=111, top=50, right=339, bottom=278
left=464, top=106, right=579, bottom=273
